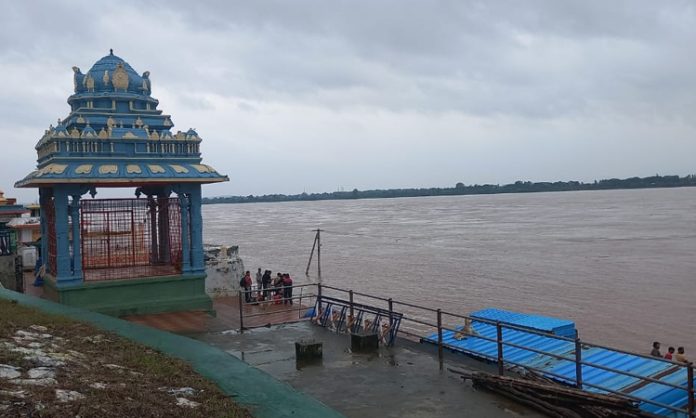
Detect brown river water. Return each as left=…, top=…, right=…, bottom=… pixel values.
left=203, top=187, right=696, bottom=354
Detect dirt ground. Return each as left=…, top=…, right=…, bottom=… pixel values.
left=0, top=299, right=250, bottom=418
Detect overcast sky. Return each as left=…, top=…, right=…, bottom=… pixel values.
left=1, top=1, right=695, bottom=202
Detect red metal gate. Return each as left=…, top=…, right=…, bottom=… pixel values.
left=80, top=198, right=182, bottom=281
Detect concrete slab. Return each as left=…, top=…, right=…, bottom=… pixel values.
left=198, top=321, right=545, bottom=418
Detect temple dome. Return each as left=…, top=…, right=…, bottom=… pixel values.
left=72, top=49, right=151, bottom=96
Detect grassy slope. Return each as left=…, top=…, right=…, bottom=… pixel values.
left=0, top=299, right=250, bottom=418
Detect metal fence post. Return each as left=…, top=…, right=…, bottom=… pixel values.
left=496, top=322, right=504, bottom=376
left=349, top=290, right=354, bottom=318
left=688, top=363, right=694, bottom=418
left=317, top=283, right=322, bottom=305
left=238, top=290, right=244, bottom=334
left=575, top=338, right=583, bottom=389
left=388, top=298, right=394, bottom=327
left=437, top=309, right=443, bottom=367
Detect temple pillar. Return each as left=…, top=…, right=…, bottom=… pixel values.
left=53, top=187, right=71, bottom=282
left=147, top=196, right=159, bottom=264
left=69, top=193, right=83, bottom=281
left=188, top=184, right=204, bottom=274
left=38, top=187, right=50, bottom=268
left=158, top=192, right=171, bottom=264
left=178, top=192, right=191, bottom=273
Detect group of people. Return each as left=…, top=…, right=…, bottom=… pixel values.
left=651, top=341, right=690, bottom=363
left=240, top=268, right=294, bottom=305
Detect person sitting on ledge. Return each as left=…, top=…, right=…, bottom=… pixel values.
left=332, top=310, right=346, bottom=331
left=379, top=321, right=393, bottom=344
left=454, top=318, right=477, bottom=340
left=650, top=341, right=662, bottom=357
left=675, top=347, right=689, bottom=364
left=312, top=307, right=324, bottom=325
left=345, top=314, right=355, bottom=334
left=364, top=318, right=373, bottom=333
left=664, top=346, right=675, bottom=361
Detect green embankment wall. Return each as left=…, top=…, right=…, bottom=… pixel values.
left=42, top=274, right=213, bottom=317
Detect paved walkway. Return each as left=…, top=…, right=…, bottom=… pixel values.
left=197, top=321, right=544, bottom=418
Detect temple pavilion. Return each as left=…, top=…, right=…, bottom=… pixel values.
left=15, top=50, right=228, bottom=316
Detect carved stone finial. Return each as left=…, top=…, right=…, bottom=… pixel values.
left=72, top=67, right=83, bottom=92
left=110, top=48, right=113, bottom=56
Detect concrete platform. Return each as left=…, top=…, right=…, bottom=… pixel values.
left=198, top=321, right=544, bottom=418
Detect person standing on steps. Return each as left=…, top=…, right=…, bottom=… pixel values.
left=283, top=273, right=293, bottom=305
left=255, top=268, right=263, bottom=291
left=242, top=271, right=253, bottom=303
left=261, top=270, right=272, bottom=300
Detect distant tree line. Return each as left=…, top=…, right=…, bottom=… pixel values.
left=202, top=174, right=696, bottom=205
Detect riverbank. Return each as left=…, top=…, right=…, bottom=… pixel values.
left=202, top=175, right=696, bottom=205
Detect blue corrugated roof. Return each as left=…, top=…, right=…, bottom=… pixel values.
left=471, top=308, right=577, bottom=338
left=422, top=311, right=691, bottom=417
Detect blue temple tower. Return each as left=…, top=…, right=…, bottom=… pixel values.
left=15, top=50, right=228, bottom=316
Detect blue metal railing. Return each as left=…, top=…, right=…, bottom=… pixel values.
left=318, top=283, right=695, bottom=417
left=0, top=229, right=16, bottom=256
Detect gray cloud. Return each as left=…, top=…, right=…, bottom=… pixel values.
left=1, top=1, right=695, bottom=201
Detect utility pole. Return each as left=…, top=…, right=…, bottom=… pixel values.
left=316, top=229, right=321, bottom=284
left=305, top=228, right=323, bottom=284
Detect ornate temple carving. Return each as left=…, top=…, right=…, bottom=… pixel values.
left=112, top=63, right=129, bottom=90
left=75, top=164, right=93, bottom=174
left=84, top=73, right=95, bottom=91
left=148, top=164, right=165, bottom=174
left=170, top=164, right=189, bottom=174
left=126, top=164, right=142, bottom=174
left=98, top=165, right=118, bottom=174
